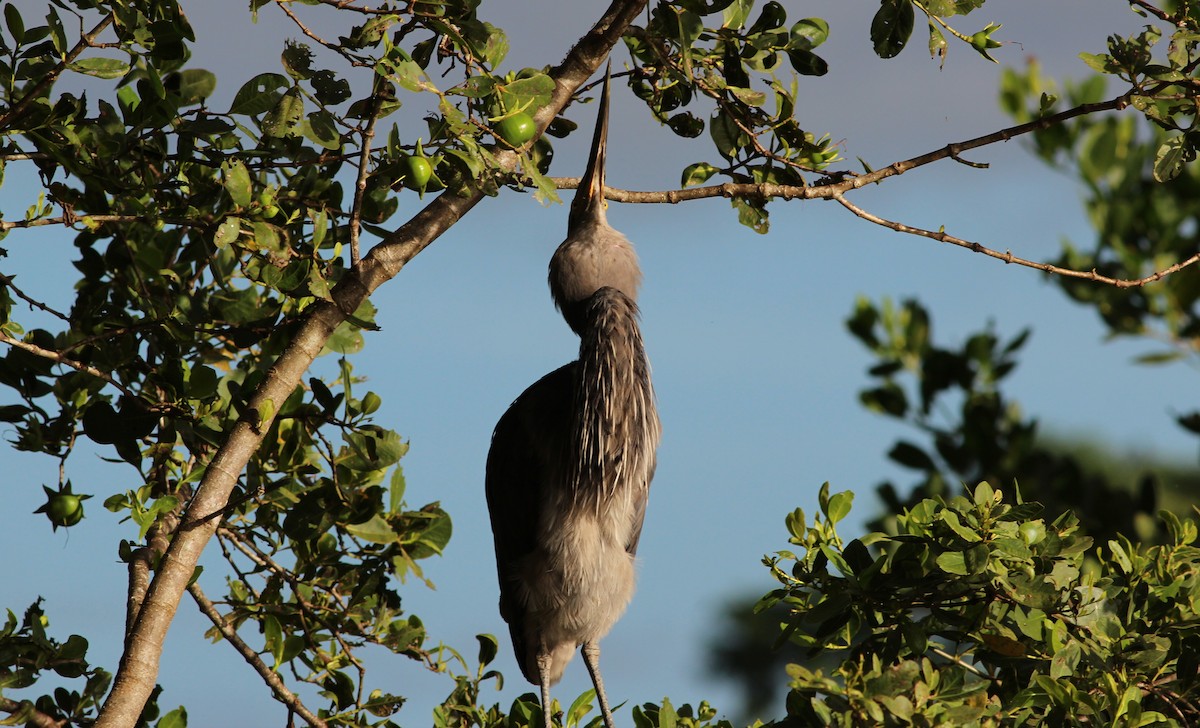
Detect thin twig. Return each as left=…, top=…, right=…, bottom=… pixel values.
left=188, top=581, right=329, bottom=728
left=0, top=213, right=201, bottom=232
left=930, top=645, right=994, bottom=681
left=348, top=86, right=385, bottom=266
left=0, top=332, right=140, bottom=398
left=0, top=273, right=70, bottom=321
left=314, top=0, right=405, bottom=15
left=832, top=191, right=1200, bottom=288
left=1128, top=0, right=1179, bottom=24
left=274, top=1, right=374, bottom=68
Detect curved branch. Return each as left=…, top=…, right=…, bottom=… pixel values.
left=0, top=698, right=66, bottom=728
left=549, top=91, right=1134, bottom=206
left=93, top=1, right=649, bottom=725
left=188, top=582, right=328, bottom=728
left=832, top=192, right=1200, bottom=288
left=0, top=332, right=140, bottom=399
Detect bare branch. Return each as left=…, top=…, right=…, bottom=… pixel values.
left=0, top=273, right=71, bottom=322
left=0, top=332, right=140, bottom=399
left=1128, top=0, right=1178, bottom=23
left=0, top=214, right=202, bottom=232
left=349, top=86, right=386, bottom=266
left=0, top=698, right=66, bottom=728
left=188, top=582, right=329, bottom=728
left=314, top=0, right=407, bottom=15
left=832, top=192, right=1200, bottom=288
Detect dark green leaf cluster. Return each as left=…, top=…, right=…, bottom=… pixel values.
left=621, top=0, right=1005, bottom=232
left=847, top=297, right=1170, bottom=546
left=761, top=483, right=1200, bottom=726
left=1000, top=28, right=1200, bottom=354
left=0, top=601, right=114, bottom=726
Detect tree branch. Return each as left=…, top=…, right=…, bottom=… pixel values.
left=832, top=192, right=1200, bottom=288
left=0, top=273, right=71, bottom=322
left=93, top=1, right=649, bottom=725
left=349, top=85, right=385, bottom=266
left=0, top=332, right=140, bottom=399
left=188, top=582, right=328, bottom=728
left=0, top=697, right=66, bottom=728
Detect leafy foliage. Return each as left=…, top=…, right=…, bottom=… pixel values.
left=1, top=0, right=1199, bottom=726
left=759, top=483, right=1200, bottom=726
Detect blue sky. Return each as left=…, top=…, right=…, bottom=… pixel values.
left=3, top=1, right=1196, bottom=725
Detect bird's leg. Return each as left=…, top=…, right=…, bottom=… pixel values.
left=581, top=641, right=616, bottom=728
left=537, top=647, right=554, bottom=728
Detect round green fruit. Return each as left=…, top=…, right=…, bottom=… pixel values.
left=495, top=112, right=537, bottom=148
left=399, top=155, right=433, bottom=191
left=46, top=493, right=84, bottom=528
left=970, top=31, right=990, bottom=50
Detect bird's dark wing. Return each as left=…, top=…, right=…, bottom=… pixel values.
left=624, top=454, right=656, bottom=556
left=485, top=362, right=576, bottom=683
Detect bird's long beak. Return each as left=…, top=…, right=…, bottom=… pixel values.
left=569, top=62, right=611, bottom=228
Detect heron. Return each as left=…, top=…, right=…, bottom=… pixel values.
left=485, top=65, right=660, bottom=728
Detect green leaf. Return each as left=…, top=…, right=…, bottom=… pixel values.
left=411, top=510, right=452, bottom=558
left=345, top=515, right=398, bottom=544
left=871, top=0, right=915, bottom=59
left=228, top=73, right=290, bottom=115
left=1078, top=52, right=1115, bottom=74
left=681, top=162, right=719, bottom=187
left=221, top=160, right=253, bottom=209
left=213, top=217, right=240, bottom=249
left=935, top=550, right=968, bottom=575
left=172, top=69, right=216, bottom=105
left=476, top=633, right=499, bottom=668
left=789, top=17, right=829, bottom=50
left=566, top=689, right=596, bottom=728
left=389, top=466, right=406, bottom=514
left=709, top=111, right=742, bottom=159
left=69, top=57, right=131, bottom=80
left=262, top=87, right=304, bottom=138
left=940, top=509, right=982, bottom=542
left=156, top=707, right=188, bottom=728
left=1153, top=135, right=1188, bottom=182
left=888, top=441, right=935, bottom=471
left=4, top=3, right=24, bottom=45
left=723, top=0, right=752, bottom=30
left=825, top=490, right=853, bottom=524
left=787, top=49, right=828, bottom=76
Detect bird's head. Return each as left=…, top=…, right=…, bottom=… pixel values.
left=550, top=63, right=643, bottom=335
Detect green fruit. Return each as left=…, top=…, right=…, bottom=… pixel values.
left=46, top=493, right=83, bottom=528
left=316, top=532, right=338, bottom=557
left=399, top=155, right=433, bottom=191
left=970, top=31, right=990, bottom=50
left=495, top=112, right=537, bottom=148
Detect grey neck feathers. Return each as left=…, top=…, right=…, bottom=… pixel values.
left=567, top=287, right=660, bottom=512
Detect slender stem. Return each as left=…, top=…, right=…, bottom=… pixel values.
left=349, top=85, right=385, bottom=266
left=0, top=273, right=70, bottom=322
left=188, top=582, right=329, bottom=728
left=832, top=191, right=1200, bottom=288
left=0, top=332, right=139, bottom=399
